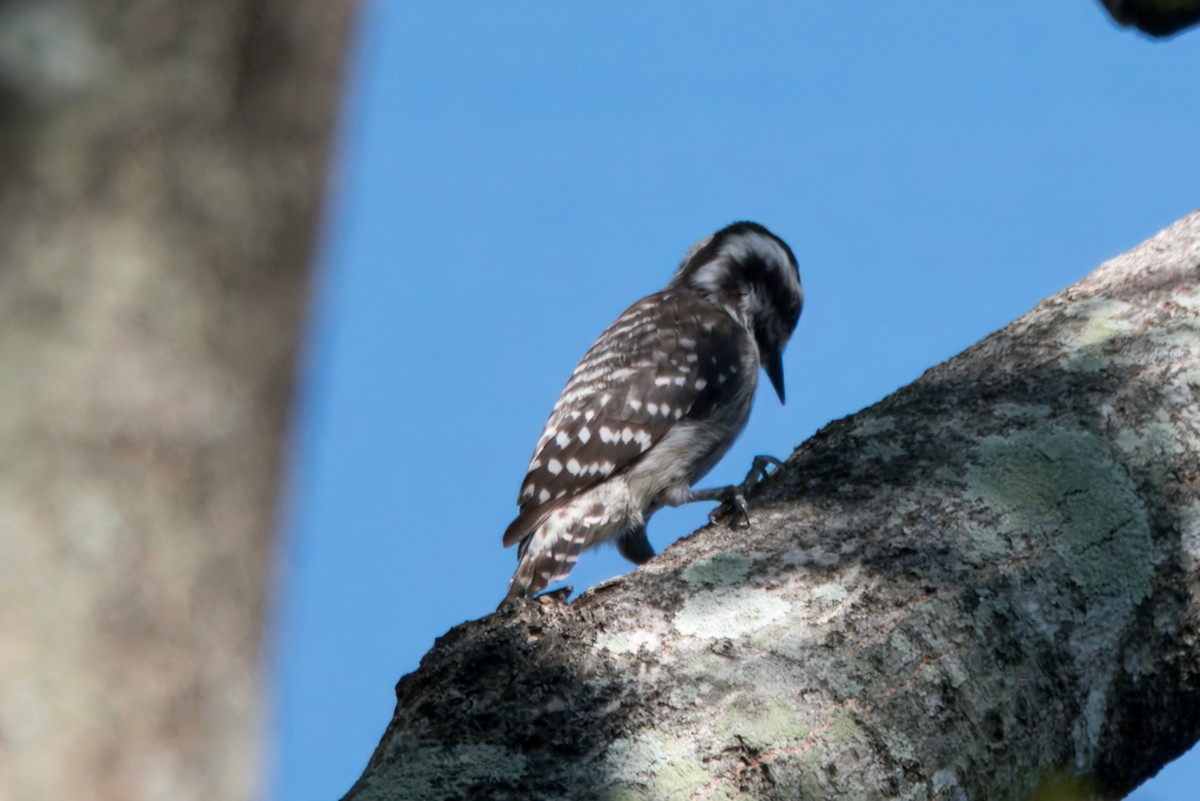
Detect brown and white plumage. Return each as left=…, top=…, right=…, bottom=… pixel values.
left=502, top=222, right=803, bottom=600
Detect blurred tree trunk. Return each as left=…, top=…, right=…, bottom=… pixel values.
left=0, top=2, right=353, bottom=800
left=344, top=212, right=1200, bottom=801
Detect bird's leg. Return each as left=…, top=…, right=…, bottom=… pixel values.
left=686, top=455, right=785, bottom=527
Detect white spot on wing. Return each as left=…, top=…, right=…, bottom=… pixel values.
left=556, top=431, right=571, bottom=448
left=578, top=426, right=591, bottom=443
left=548, top=459, right=562, bottom=475
left=538, top=489, right=551, bottom=503
left=566, top=458, right=581, bottom=475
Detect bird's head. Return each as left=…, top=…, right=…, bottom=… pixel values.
left=669, top=221, right=803, bottom=402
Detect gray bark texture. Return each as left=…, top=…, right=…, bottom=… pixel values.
left=345, top=211, right=1200, bottom=801
left=1100, top=0, right=1200, bottom=35
left=0, top=2, right=353, bottom=800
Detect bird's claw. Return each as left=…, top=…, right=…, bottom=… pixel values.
left=744, top=455, right=784, bottom=487
left=707, top=489, right=751, bottom=527
left=706, top=455, right=785, bottom=527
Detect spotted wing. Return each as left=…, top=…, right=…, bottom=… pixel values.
left=502, top=290, right=745, bottom=547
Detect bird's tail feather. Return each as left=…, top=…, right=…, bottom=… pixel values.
left=506, top=512, right=589, bottom=600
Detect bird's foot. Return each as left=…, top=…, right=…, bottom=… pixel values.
left=533, top=585, right=573, bottom=605
left=694, top=455, right=785, bottom=528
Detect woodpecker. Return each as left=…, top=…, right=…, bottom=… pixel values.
left=502, top=222, right=803, bottom=600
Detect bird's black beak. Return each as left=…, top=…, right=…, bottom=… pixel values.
left=765, top=348, right=786, bottom=404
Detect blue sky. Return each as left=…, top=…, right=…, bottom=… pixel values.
left=269, top=3, right=1200, bottom=799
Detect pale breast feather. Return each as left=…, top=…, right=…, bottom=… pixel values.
left=515, top=291, right=747, bottom=514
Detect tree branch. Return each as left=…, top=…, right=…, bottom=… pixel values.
left=1099, top=0, right=1200, bottom=37
left=346, top=211, right=1200, bottom=801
